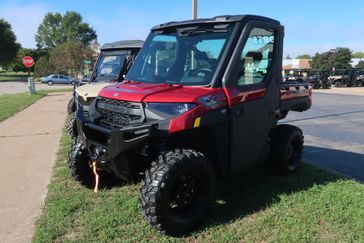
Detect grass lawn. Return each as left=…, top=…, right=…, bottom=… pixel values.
left=0, top=71, right=31, bottom=81
left=0, top=89, right=72, bottom=122
left=0, top=76, right=16, bottom=81
left=33, top=132, right=364, bottom=242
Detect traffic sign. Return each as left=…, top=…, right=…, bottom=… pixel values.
left=84, top=60, right=92, bottom=64
left=22, top=56, right=34, bottom=68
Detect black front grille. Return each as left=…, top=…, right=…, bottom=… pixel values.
left=96, top=97, right=144, bottom=128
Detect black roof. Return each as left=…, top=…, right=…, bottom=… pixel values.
left=101, top=40, right=144, bottom=50
left=152, top=15, right=280, bottom=31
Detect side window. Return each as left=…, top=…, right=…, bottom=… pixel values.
left=181, top=39, right=225, bottom=83
left=237, top=28, right=274, bottom=86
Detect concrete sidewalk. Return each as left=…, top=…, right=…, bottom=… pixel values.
left=0, top=92, right=71, bottom=243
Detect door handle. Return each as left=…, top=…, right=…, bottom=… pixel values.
left=235, top=107, right=244, bottom=117
left=270, top=109, right=281, bottom=118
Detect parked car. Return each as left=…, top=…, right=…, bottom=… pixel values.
left=40, top=74, right=78, bottom=85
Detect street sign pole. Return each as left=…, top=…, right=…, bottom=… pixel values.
left=192, top=0, right=197, bottom=19
left=22, top=56, right=36, bottom=95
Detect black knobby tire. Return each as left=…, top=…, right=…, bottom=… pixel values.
left=67, top=137, right=122, bottom=188
left=268, top=124, right=304, bottom=173
left=67, top=98, right=76, bottom=114
left=139, top=149, right=215, bottom=235
left=65, top=113, right=78, bottom=138
left=312, top=82, right=321, bottom=89
left=67, top=137, right=94, bottom=188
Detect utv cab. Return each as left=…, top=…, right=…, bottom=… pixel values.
left=70, top=15, right=312, bottom=235
left=66, top=40, right=144, bottom=137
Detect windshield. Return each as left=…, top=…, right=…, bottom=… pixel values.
left=127, top=24, right=234, bottom=85
left=95, top=53, right=126, bottom=80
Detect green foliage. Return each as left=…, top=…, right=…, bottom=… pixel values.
left=33, top=41, right=93, bottom=78
left=352, top=52, right=364, bottom=58
left=310, top=47, right=352, bottom=70
left=10, top=48, right=44, bottom=72
left=0, top=19, right=21, bottom=66
left=296, top=54, right=312, bottom=59
left=356, top=60, right=364, bottom=69
left=33, top=56, right=53, bottom=78
left=35, top=11, right=97, bottom=50
left=0, top=92, right=45, bottom=122
left=49, top=41, right=93, bottom=76
left=33, top=131, right=364, bottom=242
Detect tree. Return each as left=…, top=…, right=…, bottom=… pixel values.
left=35, top=11, right=97, bottom=50
left=285, top=54, right=292, bottom=59
left=0, top=19, right=21, bottom=66
left=33, top=56, right=54, bottom=78
left=356, top=61, right=364, bottom=69
left=352, top=52, right=364, bottom=58
left=34, top=41, right=93, bottom=77
left=52, top=41, right=93, bottom=75
left=296, top=54, right=311, bottom=59
left=310, top=47, right=352, bottom=70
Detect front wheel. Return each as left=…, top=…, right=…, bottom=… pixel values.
left=139, top=149, right=215, bottom=235
left=65, top=113, right=78, bottom=138
left=47, top=81, right=53, bottom=86
left=268, top=125, right=304, bottom=173
left=67, top=137, right=120, bottom=188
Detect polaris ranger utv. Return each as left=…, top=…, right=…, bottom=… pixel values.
left=66, top=40, right=144, bottom=137
left=70, top=15, right=312, bottom=235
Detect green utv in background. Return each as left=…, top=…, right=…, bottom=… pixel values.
left=66, top=40, right=144, bottom=138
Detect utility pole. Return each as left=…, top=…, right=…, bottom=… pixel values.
left=192, top=0, right=197, bottom=19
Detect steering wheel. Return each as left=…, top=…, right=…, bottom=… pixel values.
left=195, top=68, right=213, bottom=77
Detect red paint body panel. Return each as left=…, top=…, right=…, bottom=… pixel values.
left=98, top=79, right=311, bottom=134
left=99, top=80, right=227, bottom=104
left=223, top=87, right=267, bottom=106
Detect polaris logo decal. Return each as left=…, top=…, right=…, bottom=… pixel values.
left=113, top=93, right=119, bottom=97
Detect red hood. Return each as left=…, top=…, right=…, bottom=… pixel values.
left=98, top=80, right=222, bottom=103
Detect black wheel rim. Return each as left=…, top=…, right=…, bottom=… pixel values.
left=168, top=174, right=202, bottom=215
left=287, top=137, right=301, bottom=169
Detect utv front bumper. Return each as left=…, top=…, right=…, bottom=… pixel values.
left=78, top=121, right=157, bottom=159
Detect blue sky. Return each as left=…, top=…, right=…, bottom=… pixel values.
left=0, top=0, right=363, bottom=57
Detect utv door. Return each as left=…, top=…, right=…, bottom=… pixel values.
left=222, top=21, right=284, bottom=172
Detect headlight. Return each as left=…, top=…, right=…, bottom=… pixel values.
left=146, top=103, right=196, bottom=116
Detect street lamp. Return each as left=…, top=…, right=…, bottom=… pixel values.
left=329, top=48, right=337, bottom=75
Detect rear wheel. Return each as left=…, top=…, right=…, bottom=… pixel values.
left=65, top=113, right=78, bottom=138
left=139, top=149, right=215, bottom=235
left=268, top=125, right=304, bottom=173
left=67, top=98, right=76, bottom=114
left=312, top=82, right=321, bottom=89
left=47, top=81, right=53, bottom=86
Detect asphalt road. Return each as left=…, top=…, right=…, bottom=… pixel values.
left=0, top=81, right=72, bottom=95
left=283, top=92, right=364, bottom=182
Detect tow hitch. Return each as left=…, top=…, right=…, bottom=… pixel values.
left=92, top=161, right=99, bottom=192
left=90, top=147, right=107, bottom=193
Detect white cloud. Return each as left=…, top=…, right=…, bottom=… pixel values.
left=0, top=3, right=49, bottom=48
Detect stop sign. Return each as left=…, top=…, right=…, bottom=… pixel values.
left=22, top=56, right=34, bottom=68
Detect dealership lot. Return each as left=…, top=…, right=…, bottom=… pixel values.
left=283, top=90, right=364, bottom=182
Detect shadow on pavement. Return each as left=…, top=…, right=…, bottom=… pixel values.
left=304, top=145, right=364, bottom=182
